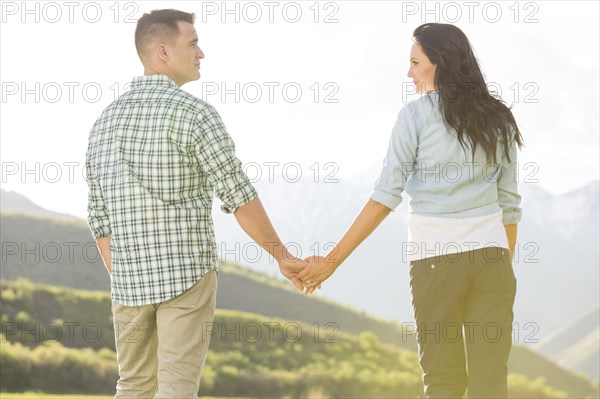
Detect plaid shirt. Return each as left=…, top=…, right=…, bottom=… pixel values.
left=86, top=74, right=258, bottom=306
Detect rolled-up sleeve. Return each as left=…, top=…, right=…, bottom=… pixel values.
left=497, top=130, right=522, bottom=224
left=370, top=104, right=420, bottom=211
left=85, top=138, right=112, bottom=238
left=194, top=105, right=258, bottom=214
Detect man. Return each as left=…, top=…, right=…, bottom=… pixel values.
left=85, top=9, right=308, bottom=398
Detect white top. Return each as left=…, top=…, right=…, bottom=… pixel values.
left=405, top=209, right=509, bottom=262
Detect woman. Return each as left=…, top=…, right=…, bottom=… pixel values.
left=298, top=22, right=524, bottom=399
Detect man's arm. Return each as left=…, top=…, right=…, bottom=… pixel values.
left=193, top=106, right=307, bottom=290
left=96, top=237, right=112, bottom=275
left=86, top=128, right=113, bottom=275
left=233, top=197, right=306, bottom=290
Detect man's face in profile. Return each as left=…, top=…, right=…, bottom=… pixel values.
left=167, top=21, right=204, bottom=86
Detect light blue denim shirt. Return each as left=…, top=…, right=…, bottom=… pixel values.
left=370, top=91, right=522, bottom=225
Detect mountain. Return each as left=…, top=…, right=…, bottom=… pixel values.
left=0, top=189, right=79, bottom=220
left=536, top=307, right=600, bottom=381
left=211, top=178, right=600, bottom=343
left=512, top=181, right=599, bottom=340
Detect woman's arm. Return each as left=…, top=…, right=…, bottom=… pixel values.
left=497, top=128, right=522, bottom=261
left=298, top=105, right=418, bottom=292
left=504, top=223, right=517, bottom=262
left=297, top=199, right=391, bottom=288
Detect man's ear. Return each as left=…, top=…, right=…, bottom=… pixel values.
left=157, top=43, right=169, bottom=62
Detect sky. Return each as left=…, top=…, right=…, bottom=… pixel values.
left=1, top=0, right=599, bottom=219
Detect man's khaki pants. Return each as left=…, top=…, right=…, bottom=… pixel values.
left=112, top=270, right=218, bottom=399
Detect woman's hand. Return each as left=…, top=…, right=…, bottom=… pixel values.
left=298, top=256, right=339, bottom=293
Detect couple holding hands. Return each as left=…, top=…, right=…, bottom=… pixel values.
left=87, top=8, right=522, bottom=399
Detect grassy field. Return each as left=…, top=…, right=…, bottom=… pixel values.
left=0, top=395, right=244, bottom=399
left=0, top=395, right=113, bottom=399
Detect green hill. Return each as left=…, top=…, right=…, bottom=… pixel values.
left=2, top=279, right=598, bottom=398
left=1, top=211, right=599, bottom=398
left=0, top=211, right=411, bottom=348
left=0, top=278, right=421, bottom=397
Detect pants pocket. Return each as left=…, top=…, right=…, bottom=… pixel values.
left=161, top=271, right=217, bottom=309
left=409, top=260, right=451, bottom=301
left=112, top=301, right=140, bottom=322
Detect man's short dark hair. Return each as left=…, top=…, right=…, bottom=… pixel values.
left=135, top=9, right=196, bottom=61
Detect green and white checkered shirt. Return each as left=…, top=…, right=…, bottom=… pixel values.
left=85, top=74, right=258, bottom=306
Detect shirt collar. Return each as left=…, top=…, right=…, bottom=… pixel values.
left=131, top=74, right=179, bottom=89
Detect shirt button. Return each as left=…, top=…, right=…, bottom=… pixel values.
left=431, top=264, right=435, bottom=269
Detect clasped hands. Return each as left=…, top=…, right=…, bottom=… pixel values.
left=278, top=254, right=339, bottom=295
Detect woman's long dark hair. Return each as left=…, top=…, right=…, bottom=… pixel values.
left=413, top=23, right=524, bottom=164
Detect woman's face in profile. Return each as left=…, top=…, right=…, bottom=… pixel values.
left=407, top=43, right=437, bottom=94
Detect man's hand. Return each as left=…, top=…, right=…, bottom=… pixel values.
left=297, top=256, right=338, bottom=293
left=96, top=237, right=112, bottom=276
left=278, top=255, right=309, bottom=291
